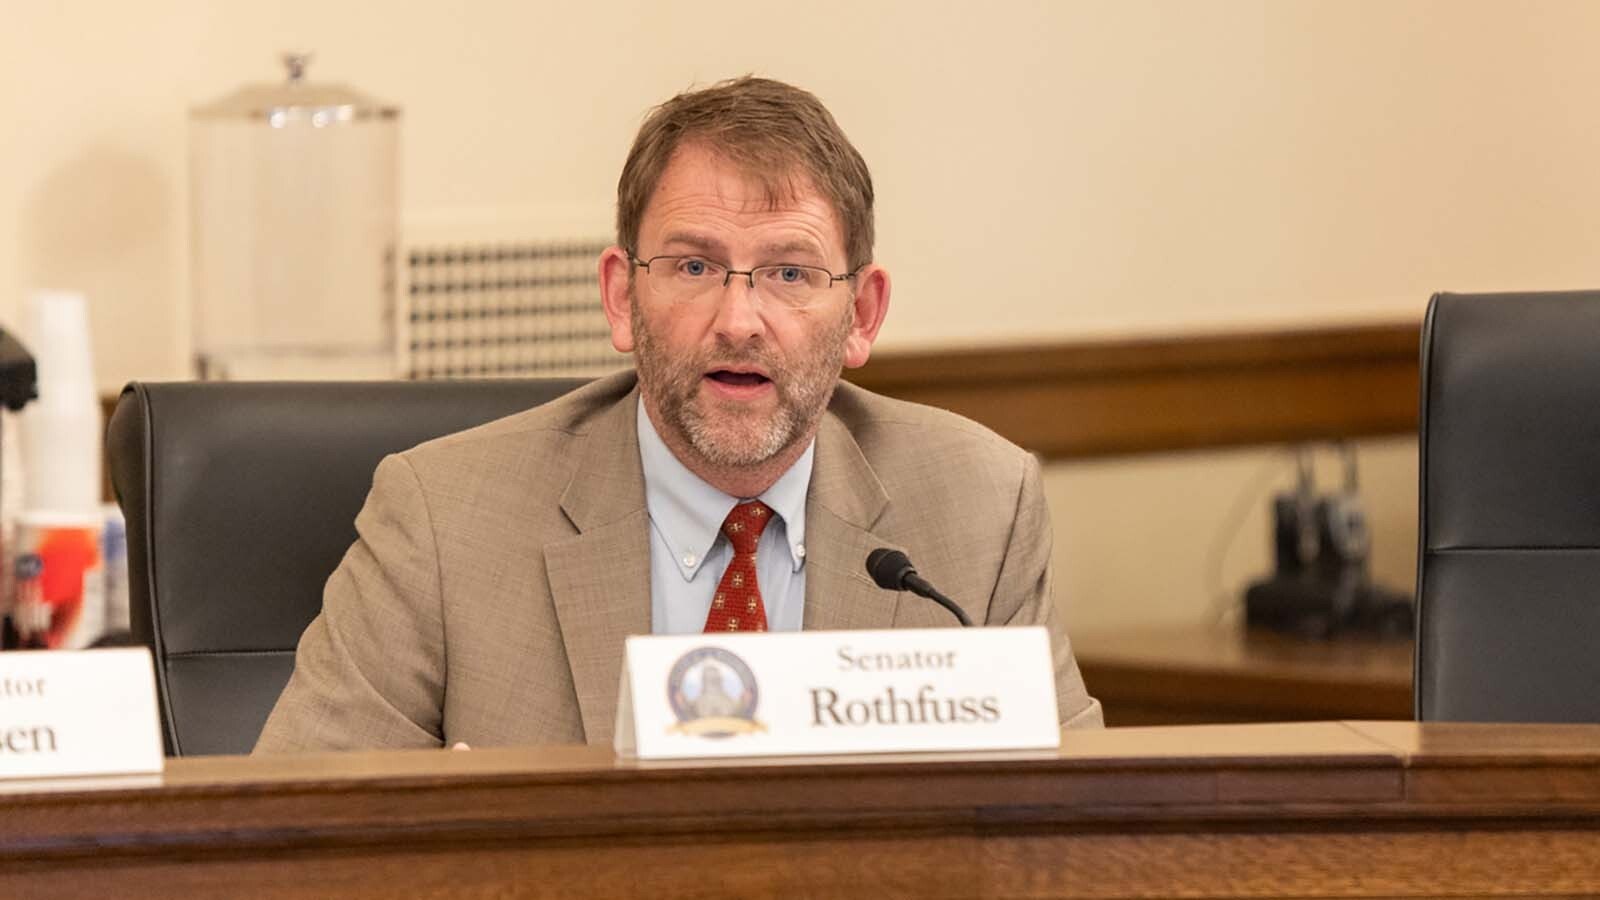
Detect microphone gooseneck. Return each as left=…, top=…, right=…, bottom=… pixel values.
left=864, top=548, right=973, bottom=627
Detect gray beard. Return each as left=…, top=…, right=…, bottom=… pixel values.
left=631, top=301, right=851, bottom=470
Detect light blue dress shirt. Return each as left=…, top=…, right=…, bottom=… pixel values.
left=637, top=399, right=812, bottom=634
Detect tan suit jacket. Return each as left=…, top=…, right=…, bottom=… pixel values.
left=256, top=372, right=1101, bottom=752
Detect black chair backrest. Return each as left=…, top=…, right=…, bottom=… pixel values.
left=107, top=379, right=587, bottom=755
left=1416, top=291, right=1600, bottom=722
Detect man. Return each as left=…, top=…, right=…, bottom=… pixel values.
left=256, top=77, right=1100, bottom=752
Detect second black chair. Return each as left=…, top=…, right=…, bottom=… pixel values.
left=1416, top=290, right=1600, bottom=722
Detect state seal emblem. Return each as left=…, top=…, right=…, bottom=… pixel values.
left=666, top=646, right=765, bottom=738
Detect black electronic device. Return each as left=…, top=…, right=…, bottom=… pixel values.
left=866, top=548, right=973, bottom=627
left=0, top=327, right=36, bottom=650
left=1245, top=444, right=1412, bottom=639
left=0, top=329, right=38, bottom=411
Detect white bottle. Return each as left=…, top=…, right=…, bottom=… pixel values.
left=21, top=290, right=102, bottom=515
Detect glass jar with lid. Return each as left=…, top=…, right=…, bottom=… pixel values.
left=190, top=53, right=399, bottom=379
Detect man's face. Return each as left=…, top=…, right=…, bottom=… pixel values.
left=630, top=282, right=850, bottom=469
left=606, top=144, right=877, bottom=474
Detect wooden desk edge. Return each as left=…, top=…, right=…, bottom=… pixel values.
left=3, top=721, right=1600, bottom=863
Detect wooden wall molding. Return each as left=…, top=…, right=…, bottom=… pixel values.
left=100, top=321, right=1423, bottom=471
left=847, top=321, right=1422, bottom=459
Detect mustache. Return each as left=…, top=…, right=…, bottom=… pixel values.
left=689, top=338, right=778, bottom=373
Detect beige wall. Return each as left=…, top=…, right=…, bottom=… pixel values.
left=5, top=1, right=1595, bottom=630
left=9, top=1, right=1600, bottom=385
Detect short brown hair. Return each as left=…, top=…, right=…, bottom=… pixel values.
left=616, top=76, right=875, bottom=271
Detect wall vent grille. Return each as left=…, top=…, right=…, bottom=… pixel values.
left=403, top=240, right=627, bottom=379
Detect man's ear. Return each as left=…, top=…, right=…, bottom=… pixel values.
left=598, top=246, right=636, bottom=352
left=841, top=264, right=891, bottom=369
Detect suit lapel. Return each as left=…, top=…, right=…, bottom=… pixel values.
left=544, top=387, right=651, bottom=745
left=802, top=412, right=905, bottom=631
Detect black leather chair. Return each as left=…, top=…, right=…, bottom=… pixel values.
left=1415, top=291, right=1600, bottom=722
left=107, top=378, right=587, bottom=756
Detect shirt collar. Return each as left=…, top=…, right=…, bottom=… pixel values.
left=636, top=398, right=812, bottom=581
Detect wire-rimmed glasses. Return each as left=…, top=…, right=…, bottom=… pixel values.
left=630, top=254, right=857, bottom=307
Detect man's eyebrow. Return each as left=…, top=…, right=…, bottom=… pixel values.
left=658, top=232, right=728, bottom=256
left=758, top=239, right=827, bottom=262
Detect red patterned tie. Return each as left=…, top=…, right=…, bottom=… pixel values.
left=703, top=501, right=774, bottom=633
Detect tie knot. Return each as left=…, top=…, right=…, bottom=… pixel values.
left=721, top=501, right=773, bottom=555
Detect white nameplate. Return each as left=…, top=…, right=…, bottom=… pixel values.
left=614, top=626, right=1060, bottom=760
left=0, top=648, right=163, bottom=780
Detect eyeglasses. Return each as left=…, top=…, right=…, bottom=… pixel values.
left=629, top=254, right=858, bottom=307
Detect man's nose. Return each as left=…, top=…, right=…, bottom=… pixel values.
left=710, top=272, right=766, bottom=340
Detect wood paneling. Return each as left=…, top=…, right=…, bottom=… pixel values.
left=848, top=322, right=1422, bottom=458
left=4, top=722, right=1600, bottom=898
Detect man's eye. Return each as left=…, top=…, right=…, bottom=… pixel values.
left=762, top=266, right=810, bottom=285
left=679, top=258, right=711, bottom=277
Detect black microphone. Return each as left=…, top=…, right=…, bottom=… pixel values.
left=865, top=548, right=973, bottom=627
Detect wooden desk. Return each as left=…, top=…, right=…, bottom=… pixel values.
left=1075, top=626, right=1413, bottom=725
left=3, top=722, right=1599, bottom=898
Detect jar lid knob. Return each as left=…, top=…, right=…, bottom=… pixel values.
left=282, top=52, right=313, bottom=84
